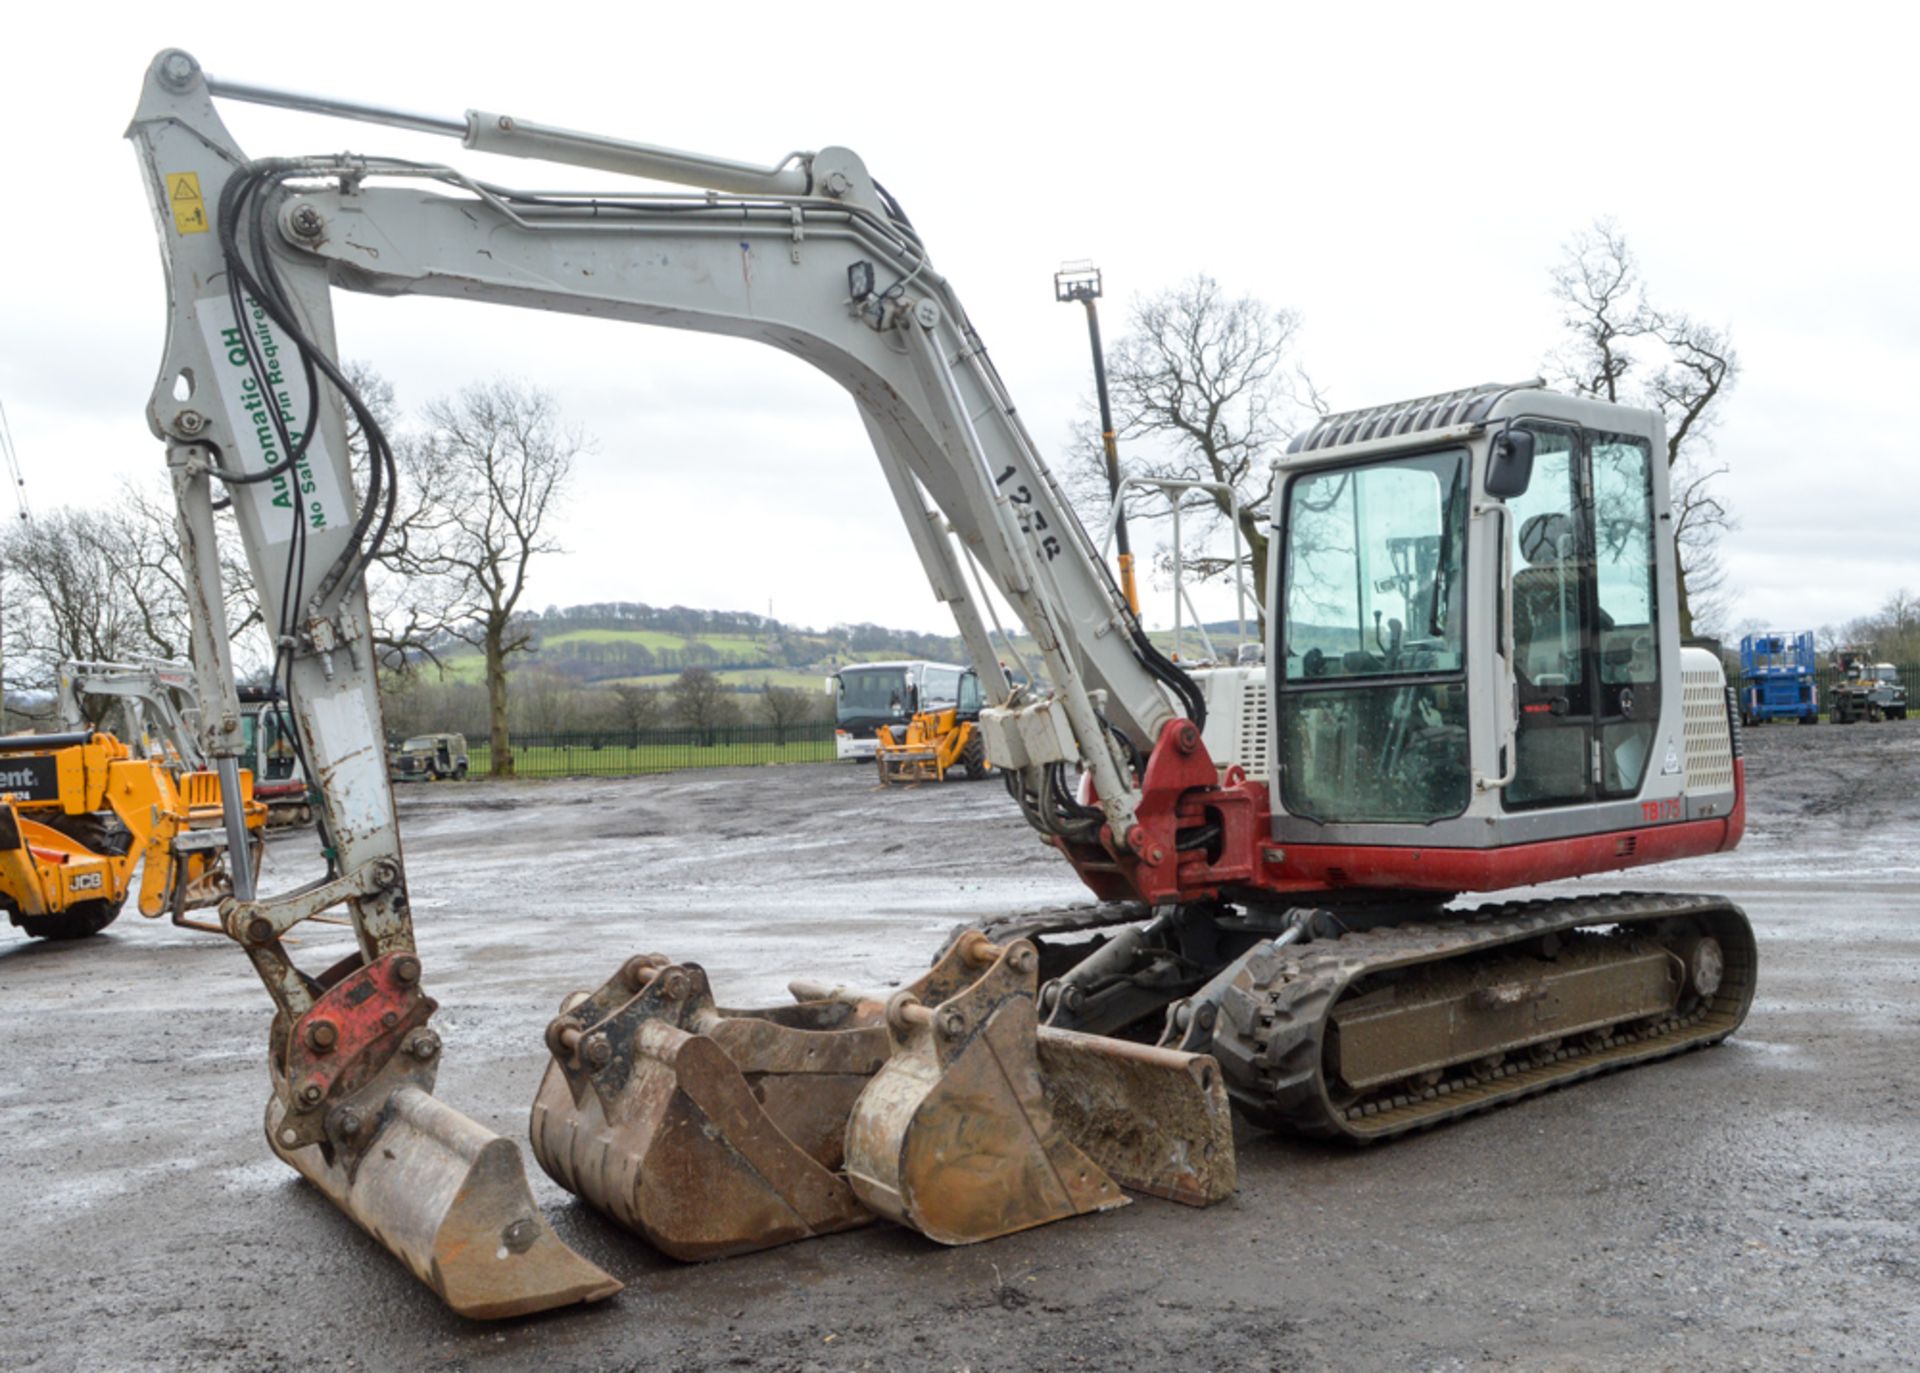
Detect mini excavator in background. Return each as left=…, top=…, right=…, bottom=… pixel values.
left=128, top=50, right=1754, bottom=1319
left=58, top=660, right=313, bottom=827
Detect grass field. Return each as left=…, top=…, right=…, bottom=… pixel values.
left=465, top=736, right=837, bottom=777
left=537, top=628, right=771, bottom=654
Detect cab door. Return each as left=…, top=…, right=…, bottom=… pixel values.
left=1504, top=424, right=1591, bottom=807
left=1504, top=424, right=1662, bottom=809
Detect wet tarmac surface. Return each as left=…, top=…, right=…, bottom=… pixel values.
left=2, top=721, right=1916, bottom=1370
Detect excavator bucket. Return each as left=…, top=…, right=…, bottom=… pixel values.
left=269, top=1087, right=621, bottom=1319
left=843, top=936, right=1130, bottom=1245
left=1035, top=1028, right=1235, bottom=1207
left=266, top=953, right=621, bottom=1320
left=533, top=932, right=1235, bottom=1261
left=531, top=955, right=881, bottom=1260
left=530, top=937, right=1001, bottom=1259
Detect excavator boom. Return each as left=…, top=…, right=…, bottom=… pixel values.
left=126, top=48, right=1228, bottom=1316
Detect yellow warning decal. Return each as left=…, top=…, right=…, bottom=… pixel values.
left=167, top=171, right=208, bottom=235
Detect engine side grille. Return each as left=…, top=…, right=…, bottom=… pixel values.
left=1681, top=659, right=1735, bottom=794
left=1238, top=678, right=1271, bottom=783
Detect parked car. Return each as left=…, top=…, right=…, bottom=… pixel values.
left=389, top=732, right=470, bottom=781
left=1829, top=653, right=1909, bottom=724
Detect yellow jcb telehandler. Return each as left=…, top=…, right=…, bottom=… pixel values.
left=875, top=668, right=993, bottom=785
left=0, top=729, right=266, bottom=941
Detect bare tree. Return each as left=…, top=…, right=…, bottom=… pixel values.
left=1, top=510, right=143, bottom=683
left=609, top=683, right=665, bottom=743
left=340, top=363, right=466, bottom=674
left=1069, top=275, right=1313, bottom=616
left=385, top=380, right=582, bottom=776
left=0, top=487, right=262, bottom=689
left=669, top=666, right=738, bottom=743
left=1549, top=220, right=1740, bottom=638
left=1840, top=587, right=1920, bottom=665
left=759, top=684, right=815, bottom=742
left=119, top=481, right=265, bottom=664
left=1881, top=587, right=1920, bottom=640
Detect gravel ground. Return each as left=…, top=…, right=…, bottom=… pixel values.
left=0, top=720, right=1916, bottom=1371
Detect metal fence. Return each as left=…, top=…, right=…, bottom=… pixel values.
left=462, top=723, right=840, bottom=779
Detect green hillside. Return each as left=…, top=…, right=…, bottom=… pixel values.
left=408, top=608, right=1263, bottom=690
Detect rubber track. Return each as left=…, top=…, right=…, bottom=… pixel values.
left=973, top=902, right=1152, bottom=947
left=1205, top=891, right=1757, bottom=1143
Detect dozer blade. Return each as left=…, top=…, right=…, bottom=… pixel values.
left=266, top=952, right=620, bottom=1320
left=1035, top=1028, right=1235, bottom=1207
left=268, top=1084, right=620, bottom=1319
left=843, top=936, right=1130, bottom=1245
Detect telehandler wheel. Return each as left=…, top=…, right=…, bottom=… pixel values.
left=40, top=812, right=134, bottom=857
left=18, top=898, right=124, bottom=941
left=961, top=732, right=990, bottom=780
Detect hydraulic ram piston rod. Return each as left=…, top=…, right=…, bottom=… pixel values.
left=183, top=53, right=812, bottom=195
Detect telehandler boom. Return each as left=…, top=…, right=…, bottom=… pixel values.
left=128, top=49, right=1754, bottom=1318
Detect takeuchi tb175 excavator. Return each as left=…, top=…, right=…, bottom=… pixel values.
left=128, top=50, right=1754, bottom=1319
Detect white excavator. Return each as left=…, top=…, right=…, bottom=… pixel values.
left=57, top=660, right=313, bottom=826
left=128, top=50, right=1754, bottom=1319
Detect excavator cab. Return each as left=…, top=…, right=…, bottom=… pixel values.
left=1270, top=384, right=1733, bottom=887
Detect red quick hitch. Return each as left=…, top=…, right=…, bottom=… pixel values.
left=278, top=951, right=437, bottom=1147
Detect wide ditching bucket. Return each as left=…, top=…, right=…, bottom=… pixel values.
left=533, top=930, right=1235, bottom=1262
left=267, top=954, right=620, bottom=1320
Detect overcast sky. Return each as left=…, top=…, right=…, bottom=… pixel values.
left=2, top=4, right=1914, bottom=641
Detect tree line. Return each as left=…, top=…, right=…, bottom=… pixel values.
left=1815, top=589, right=1920, bottom=666
left=382, top=665, right=830, bottom=745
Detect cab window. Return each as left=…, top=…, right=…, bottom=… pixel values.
left=1279, top=448, right=1471, bottom=824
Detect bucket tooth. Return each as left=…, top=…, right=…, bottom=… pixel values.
left=268, top=1084, right=621, bottom=1320
left=530, top=960, right=885, bottom=1260
left=844, top=937, right=1129, bottom=1245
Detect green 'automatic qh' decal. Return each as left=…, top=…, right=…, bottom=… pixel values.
left=196, top=293, right=349, bottom=547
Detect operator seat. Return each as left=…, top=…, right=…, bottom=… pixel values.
left=1511, top=512, right=1582, bottom=686
left=1507, top=511, right=1595, bottom=804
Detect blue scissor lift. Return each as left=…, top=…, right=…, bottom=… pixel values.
left=1739, top=631, right=1820, bottom=725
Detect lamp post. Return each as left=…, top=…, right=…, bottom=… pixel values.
left=1054, top=262, right=1140, bottom=616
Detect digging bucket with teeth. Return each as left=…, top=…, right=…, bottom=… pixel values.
left=529, top=934, right=999, bottom=1259
left=534, top=930, right=1234, bottom=1260
left=842, top=934, right=1234, bottom=1244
